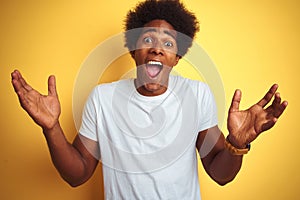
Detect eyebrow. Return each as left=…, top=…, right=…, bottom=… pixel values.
left=142, top=28, right=177, bottom=40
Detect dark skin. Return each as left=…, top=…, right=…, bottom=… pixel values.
left=11, top=20, right=287, bottom=187
left=11, top=70, right=99, bottom=186
left=197, top=85, right=287, bottom=185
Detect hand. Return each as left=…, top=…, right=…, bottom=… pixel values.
left=227, top=84, right=288, bottom=148
left=11, top=70, right=61, bottom=130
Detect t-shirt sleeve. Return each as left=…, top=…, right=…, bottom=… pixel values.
left=197, top=83, right=218, bottom=132
left=79, top=87, right=100, bottom=141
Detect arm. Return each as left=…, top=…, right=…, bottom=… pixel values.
left=197, top=126, right=242, bottom=185
left=197, top=84, right=287, bottom=185
left=44, top=125, right=99, bottom=187
left=11, top=70, right=99, bottom=187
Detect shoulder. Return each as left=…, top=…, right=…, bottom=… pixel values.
left=84, top=79, right=133, bottom=110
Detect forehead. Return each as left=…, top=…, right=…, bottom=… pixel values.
left=142, top=20, right=177, bottom=38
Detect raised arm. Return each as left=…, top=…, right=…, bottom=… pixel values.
left=197, top=84, right=287, bottom=185
left=11, top=70, right=99, bottom=187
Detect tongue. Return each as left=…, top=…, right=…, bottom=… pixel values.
left=146, top=65, right=161, bottom=78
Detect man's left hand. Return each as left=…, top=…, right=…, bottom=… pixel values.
left=227, top=84, right=288, bottom=148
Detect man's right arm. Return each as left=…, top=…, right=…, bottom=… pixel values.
left=43, top=123, right=99, bottom=187
left=11, top=70, right=99, bottom=187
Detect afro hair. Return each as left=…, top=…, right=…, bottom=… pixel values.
left=124, top=0, right=200, bottom=57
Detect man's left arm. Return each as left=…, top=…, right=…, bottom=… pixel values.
left=196, top=84, right=288, bottom=185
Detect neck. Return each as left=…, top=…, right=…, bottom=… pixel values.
left=134, top=79, right=169, bottom=97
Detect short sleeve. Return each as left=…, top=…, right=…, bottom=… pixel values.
left=79, top=87, right=100, bottom=141
left=197, top=83, right=218, bottom=132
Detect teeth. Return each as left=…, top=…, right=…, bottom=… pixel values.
left=147, top=61, right=162, bottom=66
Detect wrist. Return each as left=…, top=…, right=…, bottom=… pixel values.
left=225, top=136, right=251, bottom=156
left=42, top=121, right=61, bottom=135
left=227, top=134, right=247, bottom=149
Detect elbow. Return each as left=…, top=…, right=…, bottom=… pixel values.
left=215, top=179, right=230, bottom=186
left=68, top=181, right=83, bottom=188
left=58, top=167, right=92, bottom=187
left=61, top=175, right=88, bottom=188
left=208, top=167, right=239, bottom=186
left=213, top=176, right=235, bottom=186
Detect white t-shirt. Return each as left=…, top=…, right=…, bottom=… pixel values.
left=79, top=75, right=218, bottom=200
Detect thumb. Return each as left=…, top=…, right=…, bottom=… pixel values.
left=48, top=75, right=57, bottom=96
left=229, top=89, right=242, bottom=112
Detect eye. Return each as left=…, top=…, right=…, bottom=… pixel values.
left=164, top=41, right=173, bottom=47
left=143, top=37, right=153, bottom=44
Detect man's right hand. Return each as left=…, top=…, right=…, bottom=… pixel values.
left=11, top=70, right=99, bottom=187
left=11, top=70, right=61, bottom=130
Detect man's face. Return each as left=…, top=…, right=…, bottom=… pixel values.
left=133, top=19, right=180, bottom=96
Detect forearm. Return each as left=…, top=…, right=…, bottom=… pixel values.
left=42, top=123, right=88, bottom=186
left=207, top=148, right=243, bottom=185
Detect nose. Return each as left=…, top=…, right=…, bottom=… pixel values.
left=149, top=41, right=164, bottom=55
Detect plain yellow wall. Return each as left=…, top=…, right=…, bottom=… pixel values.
left=1, top=0, right=299, bottom=199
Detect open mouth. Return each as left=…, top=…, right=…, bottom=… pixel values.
left=146, top=61, right=163, bottom=78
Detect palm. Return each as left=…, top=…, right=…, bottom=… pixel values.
left=12, top=70, right=61, bottom=130
left=227, top=85, right=287, bottom=147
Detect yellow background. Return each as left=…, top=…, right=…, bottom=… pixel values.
left=1, top=0, right=299, bottom=199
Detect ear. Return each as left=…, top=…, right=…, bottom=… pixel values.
left=174, top=55, right=181, bottom=66
left=130, top=50, right=135, bottom=59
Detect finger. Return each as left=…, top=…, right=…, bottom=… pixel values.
left=12, top=78, right=22, bottom=94
left=257, top=84, right=278, bottom=107
left=271, top=92, right=281, bottom=107
left=268, top=92, right=288, bottom=118
left=48, top=75, right=57, bottom=96
left=229, top=89, right=241, bottom=112
left=11, top=70, right=20, bottom=92
left=11, top=70, right=26, bottom=93
left=11, top=70, right=22, bottom=84
left=11, top=69, right=19, bottom=80
left=11, top=70, right=32, bottom=92
left=261, top=118, right=277, bottom=132
left=274, top=100, right=288, bottom=118
left=11, top=72, right=31, bottom=108
left=18, top=72, right=33, bottom=91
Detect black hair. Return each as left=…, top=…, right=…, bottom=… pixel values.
left=124, top=0, right=199, bottom=57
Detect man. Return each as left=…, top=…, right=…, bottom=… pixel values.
left=11, top=0, right=287, bottom=199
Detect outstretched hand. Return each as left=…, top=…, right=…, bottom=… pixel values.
left=227, top=84, right=288, bottom=148
left=11, top=70, right=61, bottom=130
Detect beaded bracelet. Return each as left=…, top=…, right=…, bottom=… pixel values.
left=224, top=137, right=250, bottom=156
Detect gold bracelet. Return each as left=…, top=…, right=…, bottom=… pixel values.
left=224, top=137, right=250, bottom=156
